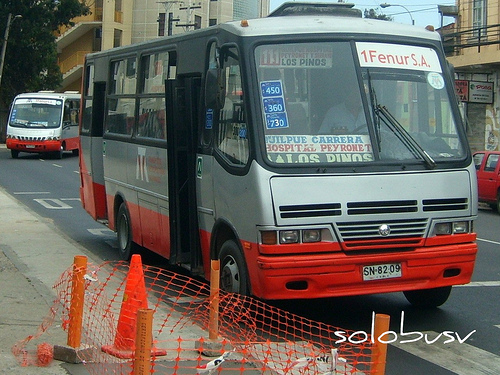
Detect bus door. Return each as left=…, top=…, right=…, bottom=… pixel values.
left=61, top=96, right=80, bottom=151
left=166, top=75, right=202, bottom=271
left=80, top=76, right=107, bottom=221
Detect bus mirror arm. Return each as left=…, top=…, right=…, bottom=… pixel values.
left=205, top=69, right=219, bottom=108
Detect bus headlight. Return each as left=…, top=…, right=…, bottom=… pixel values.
left=260, top=228, right=325, bottom=245
left=433, top=221, right=470, bottom=235
left=303, top=229, right=321, bottom=243
left=434, top=223, right=451, bottom=235
left=452, top=221, right=469, bottom=234
left=280, top=230, right=299, bottom=244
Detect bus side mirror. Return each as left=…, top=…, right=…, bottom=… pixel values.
left=63, top=120, right=71, bottom=129
left=205, top=68, right=218, bottom=108
left=205, top=68, right=224, bottom=110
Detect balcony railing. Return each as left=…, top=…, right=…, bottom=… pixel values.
left=59, top=51, right=91, bottom=75
left=56, top=7, right=103, bottom=37
left=442, top=23, right=500, bottom=56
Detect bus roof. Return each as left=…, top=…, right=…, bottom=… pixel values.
left=13, top=92, right=80, bottom=100
left=219, top=14, right=440, bottom=41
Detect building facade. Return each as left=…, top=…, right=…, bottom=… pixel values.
left=56, top=0, right=270, bottom=92
left=444, top=0, right=500, bottom=152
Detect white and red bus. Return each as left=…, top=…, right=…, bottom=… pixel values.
left=6, top=91, right=80, bottom=158
left=80, top=3, right=478, bottom=307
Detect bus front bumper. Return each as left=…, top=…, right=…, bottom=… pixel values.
left=6, top=138, right=62, bottom=153
left=252, top=242, right=477, bottom=300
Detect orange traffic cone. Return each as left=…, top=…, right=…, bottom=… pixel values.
left=102, top=254, right=166, bottom=359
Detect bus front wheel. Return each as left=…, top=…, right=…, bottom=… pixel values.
left=116, top=203, right=136, bottom=260
left=403, top=286, right=452, bottom=308
left=11, top=150, right=19, bottom=159
left=219, top=240, right=249, bottom=296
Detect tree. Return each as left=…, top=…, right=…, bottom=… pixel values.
left=0, top=0, right=90, bottom=109
left=364, top=8, right=393, bottom=21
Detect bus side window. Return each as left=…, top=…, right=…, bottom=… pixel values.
left=64, top=100, right=80, bottom=126
left=106, top=58, right=136, bottom=136
left=215, top=46, right=249, bottom=166
left=137, top=51, right=172, bottom=140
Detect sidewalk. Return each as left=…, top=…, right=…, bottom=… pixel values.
left=0, top=181, right=94, bottom=374
left=0, top=162, right=242, bottom=375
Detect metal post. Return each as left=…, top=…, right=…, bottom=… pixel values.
left=0, top=13, right=21, bottom=89
left=133, top=309, right=154, bottom=375
left=68, top=255, right=88, bottom=348
left=371, top=313, right=390, bottom=375
left=209, top=260, right=220, bottom=340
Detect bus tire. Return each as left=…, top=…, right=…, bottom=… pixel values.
left=11, top=150, right=19, bottom=159
left=116, top=203, right=136, bottom=260
left=219, top=240, right=249, bottom=296
left=403, top=286, right=452, bottom=308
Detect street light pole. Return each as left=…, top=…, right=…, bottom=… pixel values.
left=0, top=13, right=22, bottom=89
left=380, top=3, right=414, bottom=25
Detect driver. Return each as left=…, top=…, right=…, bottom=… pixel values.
left=318, top=88, right=366, bottom=134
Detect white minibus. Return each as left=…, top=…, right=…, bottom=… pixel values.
left=6, top=91, right=80, bottom=158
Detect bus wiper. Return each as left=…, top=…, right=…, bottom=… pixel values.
left=11, top=120, right=29, bottom=127
left=377, top=105, right=436, bottom=169
left=366, top=71, right=381, bottom=152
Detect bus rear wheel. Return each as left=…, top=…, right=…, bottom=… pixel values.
left=219, top=240, right=249, bottom=296
left=403, top=286, right=452, bottom=308
left=116, top=203, right=136, bottom=260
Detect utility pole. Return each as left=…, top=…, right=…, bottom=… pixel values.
left=177, top=1, right=201, bottom=32
left=0, top=13, right=22, bottom=89
left=158, top=0, right=201, bottom=34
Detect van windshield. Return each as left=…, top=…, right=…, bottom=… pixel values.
left=254, top=41, right=466, bottom=166
left=9, top=98, right=63, bottom=129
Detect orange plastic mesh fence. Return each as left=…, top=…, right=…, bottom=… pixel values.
left=12, top=259, right=382, bottom=374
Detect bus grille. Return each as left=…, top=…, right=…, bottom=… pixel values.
left=278, top=198, right=468, bottom=250
left=13, top=135, right=47, bottom=141
left=336, top=218, right=427, bottom=249
left=278, top=198, right=468, bottom=219
left=279, top=203, right=341, bottom=218
left=422, top=198, right=468, bottom=211
left=347, top=200, right=417, bottom=215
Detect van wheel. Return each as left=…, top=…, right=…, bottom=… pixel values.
left=11, top=150, right=19, bottom=159
left=116, top=203, right=137, bottom=260
left=403, top=286, right=452, bottom=308
left=496, top=192, right=500, bottom=213
left=219, top=240, right=249, bottom=295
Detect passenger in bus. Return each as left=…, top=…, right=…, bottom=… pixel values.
left=318, top=88, right=366, bottom=134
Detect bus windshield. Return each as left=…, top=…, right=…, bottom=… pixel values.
left=9, top=98, right=63, bottom=129
left=255, top=41, right=466, bottom=166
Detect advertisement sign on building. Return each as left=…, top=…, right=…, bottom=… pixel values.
left=469, top=81, right=493, bottom=104
left=455, top=80, right=469, bottom=102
